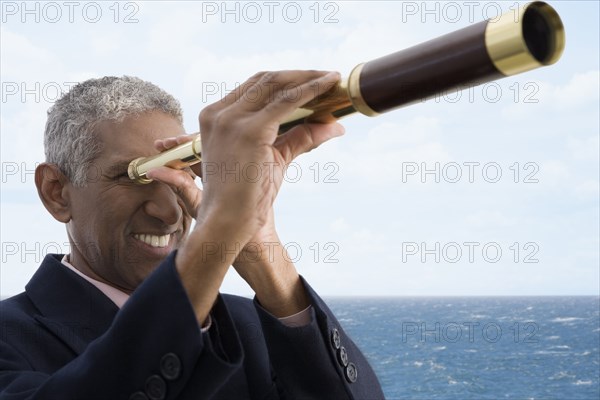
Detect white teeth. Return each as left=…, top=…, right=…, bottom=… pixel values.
left=134, top=233, right=170, bottom=248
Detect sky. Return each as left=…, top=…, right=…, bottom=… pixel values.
left=1, top=1, right=598, bottom=297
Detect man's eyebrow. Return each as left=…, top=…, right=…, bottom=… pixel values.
left=104, top=161, right=131, bottom=176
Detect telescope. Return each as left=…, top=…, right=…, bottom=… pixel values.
left=128, top=1, right=565, bottom=184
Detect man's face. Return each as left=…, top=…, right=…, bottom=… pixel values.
left=66, top=111, right=192, bottom=293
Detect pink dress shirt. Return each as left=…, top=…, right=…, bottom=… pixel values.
left=60, top=255, right=311, bottom=329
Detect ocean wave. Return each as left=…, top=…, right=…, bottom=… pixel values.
left=469, top=314, right=489, bottom=319
left=573, top=380, right=593, bottom=385
left=549, top=371, right=576, bottom=380
left=548, top=345, right=571, bottom=350
left=551, top=317, right=583, bottom=323
left=428, top=361, right=446, bottom=370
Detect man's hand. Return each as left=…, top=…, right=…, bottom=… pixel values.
left=196, top=70, right=344, bottom=243
left=146, top=135, right=203, bottom=219
left=151, top=71, right=345, bottom=324
left=232, top=208, right=311, bottom=318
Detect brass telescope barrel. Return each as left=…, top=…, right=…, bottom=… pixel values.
left=128, top=1, right=565, bottom=184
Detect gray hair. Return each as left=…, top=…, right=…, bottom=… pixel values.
left=44, top=76, right=183, bottom=186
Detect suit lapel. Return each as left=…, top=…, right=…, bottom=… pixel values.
left=25, top=254, right=119, bottom=355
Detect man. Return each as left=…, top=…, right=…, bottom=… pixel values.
left=0, top=72, right=385, bottom=399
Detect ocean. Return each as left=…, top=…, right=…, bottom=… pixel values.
left=1, top=294, right=597, bottom=398
left=327, top=296, right=600, bottom=400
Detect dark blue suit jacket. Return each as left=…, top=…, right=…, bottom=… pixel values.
left=0, top=253, right=384, bottom=399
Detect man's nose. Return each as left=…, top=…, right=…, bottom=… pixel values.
left=142, top=181, right=182, bottom=226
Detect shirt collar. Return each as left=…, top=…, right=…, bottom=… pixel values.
left=61, top=255, right=130, bottom=309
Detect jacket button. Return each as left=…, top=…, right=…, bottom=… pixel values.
left=345, top=362, right=358, bottom=383
left=337, top=346, right=349, bottom=366
left=160, top=353, right=181, bottom=380
left=145, top=375, right=167, bottom=400
left=331, top=328, right=341, bottom=349
left=129, top=392, right=149, bottom=400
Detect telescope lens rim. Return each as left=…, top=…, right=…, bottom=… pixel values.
left=522, top=2, right=565, bottom=66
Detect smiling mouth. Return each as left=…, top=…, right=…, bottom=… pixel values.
left=133, top=233, right=171, bottom=248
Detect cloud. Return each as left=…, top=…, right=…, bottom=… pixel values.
left=1, top=101, right=47, bottom=164
left=0, top=27, right=62, bottom=81
left=568, top=135, right=600, bottom=161
left=90, top=33, right=121, bottom=58
left=574, top=179, right=600, bottom=200
left=502, top=70, right=600, bottom=118
left=331, top=117, right=451, bottom=185
left=547, top=70, right=600, bottom=109
left=330, top=217, right=350, bottom=233
left=144, top=5, right=215, bottom=65
left=465, top=211, right=519, bottom=228
left=539, top=160, right=570, bottom=187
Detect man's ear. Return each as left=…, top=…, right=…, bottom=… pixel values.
left=35, top=163, right=72, bottom=223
